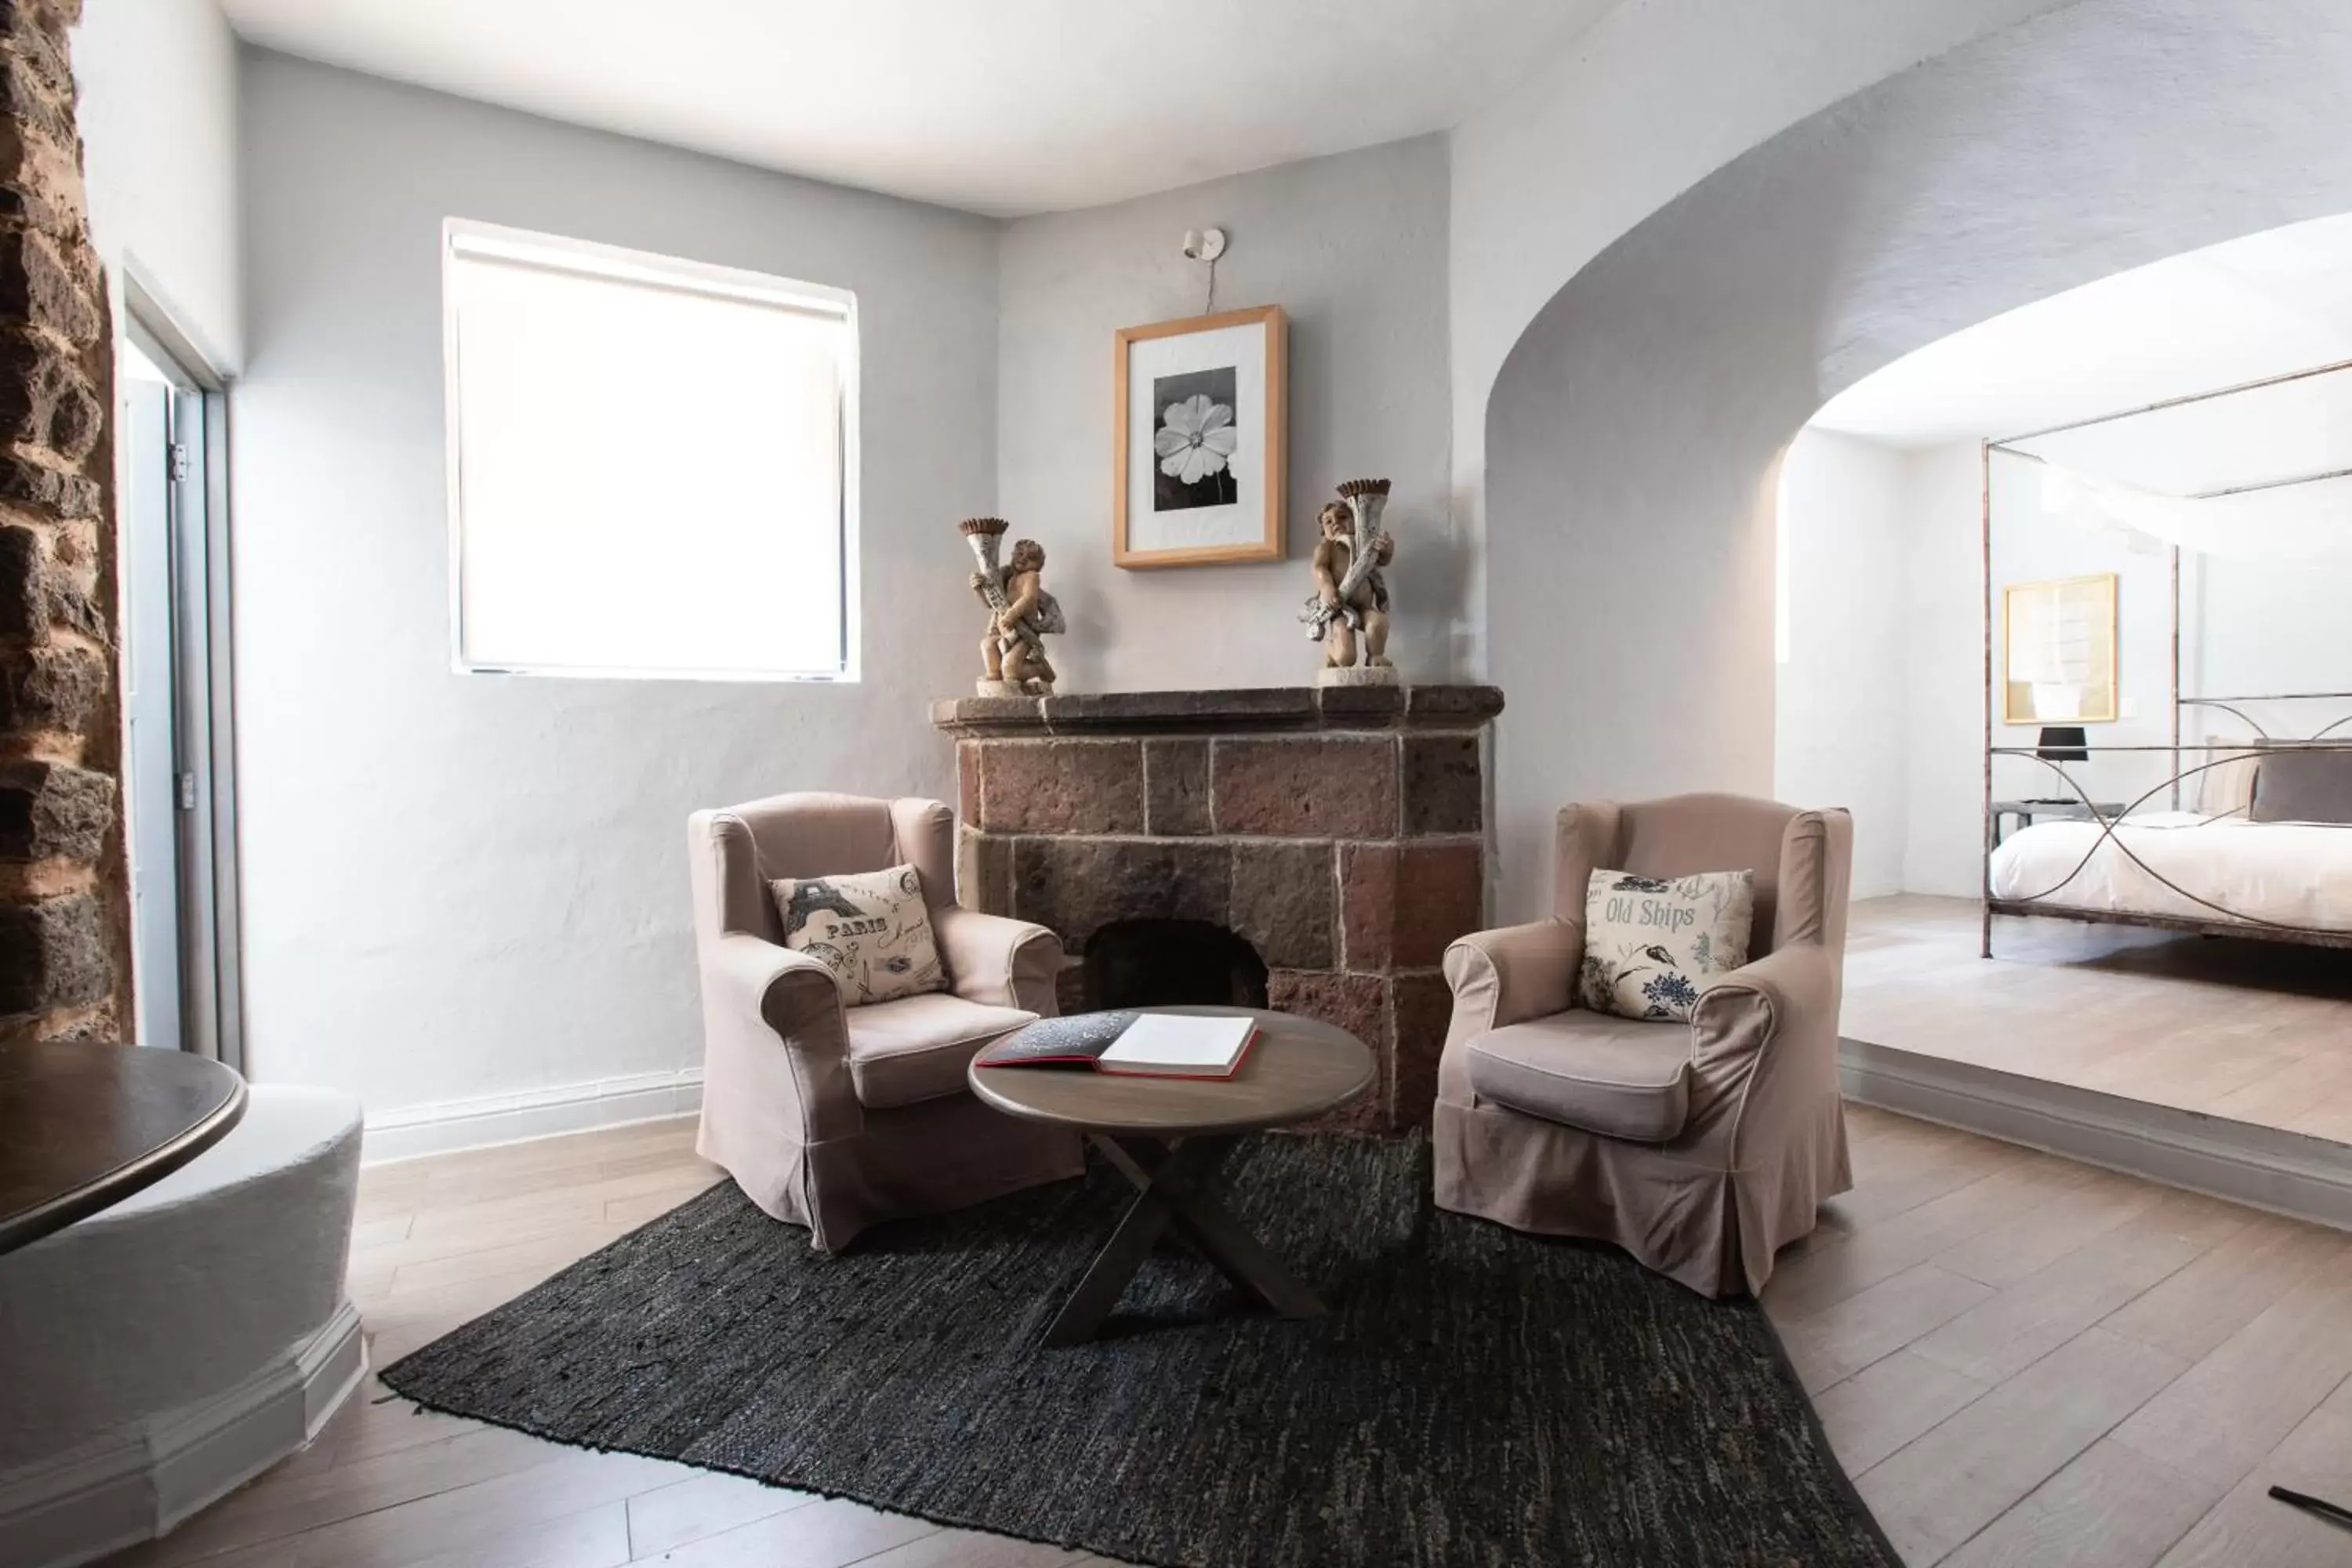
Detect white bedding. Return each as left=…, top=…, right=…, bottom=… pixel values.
left=1987, top=811, right=2352, bottom=931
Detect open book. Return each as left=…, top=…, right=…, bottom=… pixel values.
left=978, top=1011, right=1258, bottom=1080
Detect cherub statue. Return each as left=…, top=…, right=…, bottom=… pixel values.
left=1300, top=479, right=1395, bottom=677
left=960, top=517, right=1064, bottom=694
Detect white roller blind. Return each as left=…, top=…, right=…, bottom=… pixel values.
left=445, top=222, right=858, bottom=679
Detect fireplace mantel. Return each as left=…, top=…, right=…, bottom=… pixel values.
left=930, top=684, right=1503, bottom=740
left=932, top=685, right=1503, bottom=1131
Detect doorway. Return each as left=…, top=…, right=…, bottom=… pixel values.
left=1772, top=214, right=2352, bottom=1217
left=117, top=312, right=238, bottom=1064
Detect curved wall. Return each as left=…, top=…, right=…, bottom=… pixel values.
left=1447, top=0, right=2070, bottom=679
left=1484, top=0, right=2352, bottom=919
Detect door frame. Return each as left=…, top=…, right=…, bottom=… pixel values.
left=120, top=274, right=245, bottom=1071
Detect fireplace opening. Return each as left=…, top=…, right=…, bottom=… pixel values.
left=1080, top=918, right=1270, bottom=1012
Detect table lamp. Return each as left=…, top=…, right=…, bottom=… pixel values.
left=2034, top=726, right=2089, bottom=803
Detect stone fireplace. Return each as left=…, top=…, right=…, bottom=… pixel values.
left=931, top=684, right=1503, bottom=1131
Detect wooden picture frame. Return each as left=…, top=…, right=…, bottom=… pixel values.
left=2000, top=572, right=2119, bottom=724
left=1112, top=305, right=1287, bottom=568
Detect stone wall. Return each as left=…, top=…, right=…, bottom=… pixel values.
left=935, top=686, right=1501, bottom=1131
left=0, top=0, right=122, bottom=1044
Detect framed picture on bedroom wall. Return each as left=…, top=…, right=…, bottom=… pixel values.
left=1112, top=305, right=1287, bottom=568
left=2002, top=572, right=2118, bottom=724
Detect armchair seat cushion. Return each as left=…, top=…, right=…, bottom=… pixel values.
left=1464, top=1011, right=1692, bottom=1142
left=846, top=994, right=1036, bottom=1109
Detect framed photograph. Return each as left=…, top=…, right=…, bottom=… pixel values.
left=2001, top=572, right=2118, bottom=724
left=1112, top=305, right=1287, bottom=568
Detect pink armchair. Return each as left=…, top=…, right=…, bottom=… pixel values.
left=688, top=792, right=1082, bottom=1252
left=1434, top=793, right=1854, bottom=1297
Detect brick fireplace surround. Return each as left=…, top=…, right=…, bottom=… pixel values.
left=0, top=2, right=125, bottom=1044
left=932, top=685, right=1504, bottom=1131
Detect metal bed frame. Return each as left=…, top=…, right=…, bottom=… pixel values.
left=1977, top=360, right=2352, bottom=957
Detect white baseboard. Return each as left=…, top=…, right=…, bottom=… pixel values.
left=361, top=1068, right=703, bottom=1164
left=1840, top=1037, right=2352, bottom=1232
left=0, top=1301, right=366, bottom=1568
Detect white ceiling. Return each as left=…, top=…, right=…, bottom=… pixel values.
left=220, top=0, right=1615, bottom=218
left=1813, top=211, right=2352, bottom=448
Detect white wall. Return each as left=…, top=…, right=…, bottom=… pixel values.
left=2194, top=555, right=2352, bottom=706
left=234, top=53, right=1000, bottom=1135
left=1773, top=430, right=1910, bottom=898
left=1900, top=441, right=1988, bottom=897
left=2190, top=554, right=2352, bottom=769
left=74, top=0, right=244, bottom=372
left=996, top=137, right=1454, bottom=691
left=1446, top=0, right=2073, bottom=680
left=1479, top=0, right=2352, bottom=923
left=1777, top=435, right=2007, bottom=902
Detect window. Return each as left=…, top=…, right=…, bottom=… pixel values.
left=443, top=220, right=858, bottom=680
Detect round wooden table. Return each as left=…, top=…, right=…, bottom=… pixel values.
left=968, top=1005, right=1374, bottom=1346
left=0, top=1043, right=247, bottom=1256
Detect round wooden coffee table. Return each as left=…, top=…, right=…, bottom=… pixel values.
left=967, top=1005, right=1374, bottom=1346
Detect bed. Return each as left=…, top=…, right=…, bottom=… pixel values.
left=1987, top=811, right=2352, bottom=941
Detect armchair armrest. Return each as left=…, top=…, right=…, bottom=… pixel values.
left=698, top=931, right=861, bottom=1143
left=933, top=906, right=1065, bottom=1014
left=1442, top=919, right=1581, bottom=1040
left=1691, top=942, right=1836, bottom=1062
left=1685, top=942, right=1841, bottom=1164
left=705, top=930, right=844, bottom=1020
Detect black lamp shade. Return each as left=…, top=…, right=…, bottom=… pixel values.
left=2037, top=726, right=2089, bottom=762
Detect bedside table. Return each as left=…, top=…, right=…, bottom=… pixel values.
left=1991, top=799, right=2128, bottom=847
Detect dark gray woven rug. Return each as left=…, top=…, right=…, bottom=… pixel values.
left=382, top=1135, right=1896, bottom=1568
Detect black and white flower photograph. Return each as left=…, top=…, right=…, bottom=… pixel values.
left=1151, top=366, right=1240, bottom=511
left=1113, top=304, right=1287, bottom=566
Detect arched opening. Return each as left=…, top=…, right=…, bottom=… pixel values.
left=1480, top=0, right=2352, bottom=929
left=1764, top=209, right=2352, bottom=1147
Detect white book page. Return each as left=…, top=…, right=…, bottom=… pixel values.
left=1098, top=1014, right=1254, bottom=1072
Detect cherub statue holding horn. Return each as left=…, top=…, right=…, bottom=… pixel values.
left=960, top=517, right=1063, bottom=694
left=1299, top=478, right=1396, bottom=680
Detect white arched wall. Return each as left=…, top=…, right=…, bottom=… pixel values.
left=1483, top=0, right=2352, bottom=920
left=1446, top=0, right=2074, bottom=679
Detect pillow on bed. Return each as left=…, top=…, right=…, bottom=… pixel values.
left=2249, top=746, right=2352, bottom=825
left=1579, top=869, right=1753, bottom=1023
left=2193, top=746, right=2261, bottom=818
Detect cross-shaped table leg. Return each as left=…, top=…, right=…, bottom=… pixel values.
left=1042, top=1133, right=1328, bottom=1348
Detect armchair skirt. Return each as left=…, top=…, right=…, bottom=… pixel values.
left=1433, top=1065, right=1850, bottom=1299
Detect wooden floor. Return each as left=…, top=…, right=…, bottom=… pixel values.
left=1846, top=895, right=2352, bottom=1145
left=107, top=1109, right=2352, bottom=1568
